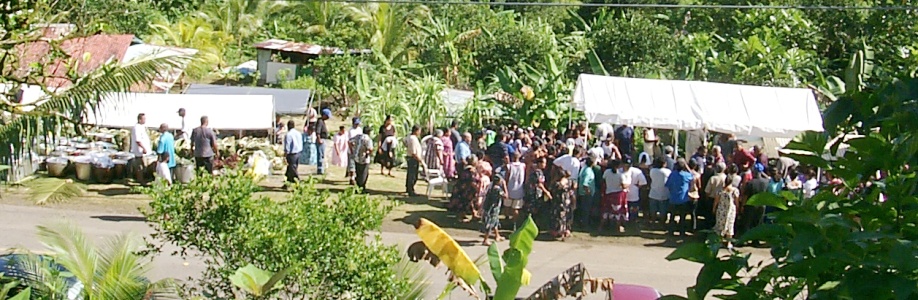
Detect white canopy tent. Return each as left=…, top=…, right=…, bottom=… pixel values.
left=84, top=92, right=274, bottom=130
left=572, top=74, right=824, bottom=138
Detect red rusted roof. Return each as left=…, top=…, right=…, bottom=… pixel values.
left=15, top=34, right=135, bottom=88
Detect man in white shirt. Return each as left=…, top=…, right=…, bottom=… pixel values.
left=553, top=147, right=583, bottom=190
left=131, top=113, right=152, bottom=185
left=625, top=159, right=648, bottom=222
left=176, top=108, right=190, bottom=141
left=595, top=122, right=615, bottom=145
left=803, top=169, right=819, bottom=199
left=404, top=125, right=425, bottom=196
left=648, top=157, right=672, bottom=223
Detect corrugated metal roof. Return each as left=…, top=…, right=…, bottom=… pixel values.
left=16, top=34, right=135, bottom=88
left=253, top=39, right=372, bottom=55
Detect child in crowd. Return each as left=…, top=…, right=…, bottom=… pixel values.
left=505, top=152, right=526, bottom=229
left=482, top=174, right=507, bottom=246
left=155, top=152, right=172, bottom=186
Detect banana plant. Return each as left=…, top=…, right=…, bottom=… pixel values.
left=489, top=54, right=572, bottom=128
left=487, top=216, right=538, bottom=300
left=229, top=264, right=291, bottom=299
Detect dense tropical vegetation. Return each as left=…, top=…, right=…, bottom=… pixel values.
left=2, top=0, right=918, bottom=299
left=25, top=0, right=915, bottom=130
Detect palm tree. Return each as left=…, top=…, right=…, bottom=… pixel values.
left=287, top=1, right=349, bottom=35
left=345, top=2, right=430, bottom=68
left=146, top=15, right=232, bottom=80
left=196, top=0, right=288, bottom=56
left=15, top=223, right=178, bottom=300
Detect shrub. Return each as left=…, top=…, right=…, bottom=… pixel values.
left=141, top=170, right=407, bottom=299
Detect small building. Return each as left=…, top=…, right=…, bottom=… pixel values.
left=254, top=39, right=370, bottom=85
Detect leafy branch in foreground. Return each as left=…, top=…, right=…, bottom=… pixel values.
left=25, top=178, right=84, bottom=205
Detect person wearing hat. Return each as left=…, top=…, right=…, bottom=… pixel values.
left=176, top=108, right=190, bottom=141
left=314, top=108, right=331, bottom=175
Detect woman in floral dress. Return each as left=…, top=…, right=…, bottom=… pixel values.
left=713, top=176, right=740, bottom=249
left=523, top=157, right=552, bottom=229
left=550, top=170, right=575, bottom=240
left=448, top=156, right=481, bottom=222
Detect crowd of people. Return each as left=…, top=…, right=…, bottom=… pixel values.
left=130, top=109, right=220, bottom=186
left=277, top=112, right=845, bottom=248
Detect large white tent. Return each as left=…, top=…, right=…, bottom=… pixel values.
left=572, top=74, right=824, bottom=138
left=84, top=92, right=274, bottom=130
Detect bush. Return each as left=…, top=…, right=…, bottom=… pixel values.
left=141, top=170, right=407, bottom=299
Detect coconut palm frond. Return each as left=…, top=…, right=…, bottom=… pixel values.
left=25, top=178, right=85, bottom=205
left=34, top=224, right=174, bottom=300
left=13, top=254, right=74, bottom=299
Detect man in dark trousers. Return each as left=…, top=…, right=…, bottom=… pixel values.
left=404, top=125, right=425, bottom=196
left=739, top=165, right=770, bottom=244
left=190, top=116, right=219, bottom=175
left=283, top=120, right=303, bottom=184
left=314, top=108, right=331, bottom=175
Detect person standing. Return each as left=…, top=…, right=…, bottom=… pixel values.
left=614, top=125, right=635, bottom=160
left=732, top=142, right=757, bottom=171
left=346, top=117, right=363, bottom=184
left=350, top=131, right=374, bottom=192
left=625, top=158, right=648, bottom=224
left=505, top=152, right=526, bottom=229
left=283, top=120, right=302, bottom=184
left=550, top=170, right=575, bottom=240
left=643, top=128, right=658, bottom=158
left=331, top=126, right=349, bottom=169
left=314, top=109, right=331, bottom=175
left=156, top=123, right=176, bottom=178
left=703, top=162, right=728, bottom=228
left=486, top=131, right=510, bottom=177
left=376, top=115, right=397, bottom=177
left=577, top=157, right=597, bottom=227
left=190, top=116, right=218, bottom=175
left=449, top=120, right=462, bottom=148
left=666, top=159, right=694, bottom=236
left=600, top=160, right=630, bottom=233
left=713, top=176, right=740, bottom=249
left=648, top=157, right=672, bottom=223
left=405, top=125, right=425, bottom=197
left=131, top=113, right=152, bottom=185
left=481, top=174, right=507, bottom=246
left=176, top=108, right=190, bottom=141
left=455, top=132, right=472, bottom=171
left=440, top=130, right=456, bottom=178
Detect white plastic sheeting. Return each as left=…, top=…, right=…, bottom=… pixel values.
left=573, top=74, right=824, bottom=138
left=184, top=84, right=311, bottom=115
left=84, top=92, right=274, bottom=130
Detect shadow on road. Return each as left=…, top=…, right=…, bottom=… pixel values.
left=91, top=215, right=147, bottom=222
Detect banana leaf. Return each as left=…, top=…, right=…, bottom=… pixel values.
left=415, top=218, right=481, bottom=286
left=492, top=216, right=538, bottom=300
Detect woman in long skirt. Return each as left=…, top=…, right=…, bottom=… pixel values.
left=440, top=132, right=456, bottom=178
left=331, top=126, right=349, bottom=168
left=300, top=124, right=318, bottom=166
left=375, top=115, right=397, bottom=176
left=550, top=170, right=575, bottom=240
left=713, top=176, right=739, bottom=249
left=481, top=174, right=507, bottom=245
left=477, top=158, right=493, bottom=218
left=448, top=159, right=481, bottom=222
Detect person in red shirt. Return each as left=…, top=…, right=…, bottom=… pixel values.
left=732, top=142, right=756, bottom=170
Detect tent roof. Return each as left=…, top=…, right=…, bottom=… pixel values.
left=440, top=88, right=474, bottom=116
left=573, top=74, right=824, bottom=138
left=84, top=92, right=274, bottom=130
left=184, top=84, right=311, bottom=114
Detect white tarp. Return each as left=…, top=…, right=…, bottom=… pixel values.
left=440, top=88, right=474, bottom=116
left=84, top=92, right=274, bottom=130
left=573, top=74, right=824, bottom=138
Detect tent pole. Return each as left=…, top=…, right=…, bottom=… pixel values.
left=674, top=129, right=679, bottom=160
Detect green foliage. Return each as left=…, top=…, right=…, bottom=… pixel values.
left=146, top=14, right=233, bottom=80
left=25, top=178, right=85, bottom=205
left=50, top=0, right=163, bottom=36
left=488, top=54, right=575, bottom=128
left=229, top=264, right=291, bottom=299
left=141, top=170, right=408, bottom=299
left=666, top=75, right=918, bottom=299
left=471, top=14, right=560, bottom=83
left=7, top=224, right=179, bottom=300
left=489, top=216, right=539, bottom=300
left=588, top=11, right=681, bottom=78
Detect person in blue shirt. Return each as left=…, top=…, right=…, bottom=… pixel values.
left=156, top=123, right=176, bottom=172
left=666, top=159, right=694, bottom=236
left=284, top=120, right=303, bottom=184
left=455, top=132, right=472, bottom=170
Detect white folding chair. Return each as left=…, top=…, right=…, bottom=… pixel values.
left=424, top=168, right=449, bottom=199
